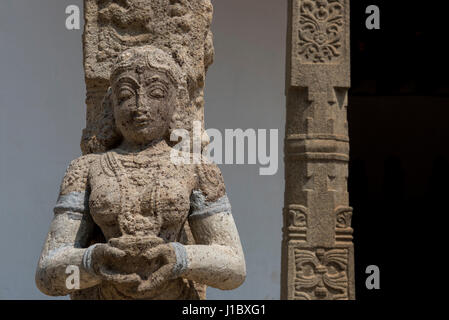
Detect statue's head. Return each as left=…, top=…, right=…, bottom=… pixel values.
left=81, top=45, right=189, bottom=151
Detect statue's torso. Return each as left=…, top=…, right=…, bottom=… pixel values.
left=86, top=145, right=201, bottom=299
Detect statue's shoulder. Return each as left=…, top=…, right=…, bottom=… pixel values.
left=60, top=154, right=99, bottom=195
left=194, top=156, right=226, bottom=202
left=66, top=153, right=99, bottom=171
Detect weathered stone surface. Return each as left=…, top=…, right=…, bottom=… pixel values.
left=36, top=2, right=246, bottom=300
left=81, top=0, right=214, bottom=154
left=282, top=0, right=355, bottom=300
left=80, top=4, right=215, bottom=299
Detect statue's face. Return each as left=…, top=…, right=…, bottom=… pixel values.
left=112, top=67, right=177, bottom=145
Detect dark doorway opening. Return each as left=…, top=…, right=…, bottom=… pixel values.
left=349, top=1, right=449, bottom=300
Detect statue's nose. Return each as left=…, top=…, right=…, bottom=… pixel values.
left=136, top=91, right=149, bottom=112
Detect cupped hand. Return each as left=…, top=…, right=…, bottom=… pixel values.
left=91, top=243, right=141, bottom=285
left=137, top=243, right=177, bottom=292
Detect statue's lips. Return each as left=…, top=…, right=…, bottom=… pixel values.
left=133, top=117, right=154, bottom=127
left=134, top=117, right=149, bottom=124
left=132, top=118, right=166, bottom=131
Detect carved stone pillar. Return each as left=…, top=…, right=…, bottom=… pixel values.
left=282, top=0, right=355, bottom=300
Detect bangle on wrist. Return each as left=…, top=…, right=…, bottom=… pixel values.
left=82, top=243, right=101, bottom=275
left=171, top=242, right=188, bottom=277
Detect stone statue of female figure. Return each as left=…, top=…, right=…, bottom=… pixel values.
left=35, top=46, right=246, bottom=300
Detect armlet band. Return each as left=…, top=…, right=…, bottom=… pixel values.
left=54, top=191, right=88, bottom=215
left=189, top=190, right=232, bottom=220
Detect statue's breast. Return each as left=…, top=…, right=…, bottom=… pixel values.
left=87, top=152, right=196, bottom=240
left=88, top=159, right=122, bottom=234
left=137, top=171, right=193, bottom=241
left=140, top=180, right=191, bottom=224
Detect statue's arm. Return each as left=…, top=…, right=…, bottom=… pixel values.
left=173, top=161, right=245, bottom=290
left=182, top=191, right=246, bottom=290
left=35, top=156, right=101, bottom=296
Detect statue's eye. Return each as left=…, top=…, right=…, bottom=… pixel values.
left=150, top=87, right=167, bottom=99
left=118, top=88, right=134, bottom=102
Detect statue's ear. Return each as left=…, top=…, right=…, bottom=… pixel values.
left=177, top=86, right=189, bottom=108
left=80, top=86, right=121, bottom=154
left=81, top=85, right=118, bottom=154
left=103, top=87, right=113, bottom=111
left=100, top=87, right=117, bottom=126
left=100, top=87, right=120, bottom=136
left=171, top=85, right=189, bottom=123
